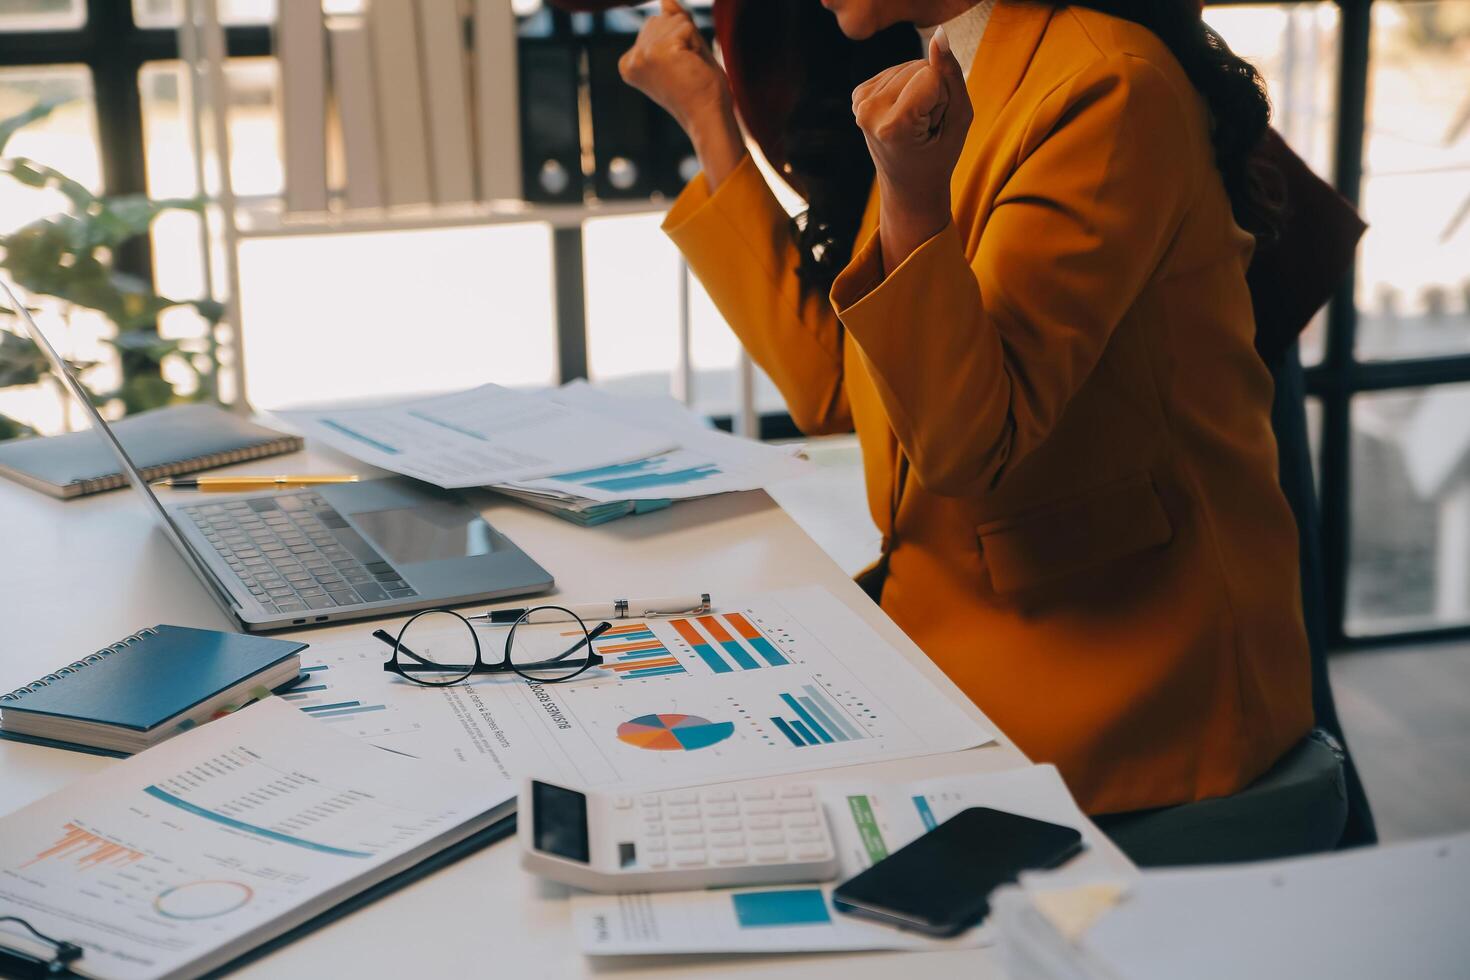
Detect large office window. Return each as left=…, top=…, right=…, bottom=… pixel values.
left=1210, top=0, right=1470, bottom=646
left=1, top=0, right=1466, bottom=647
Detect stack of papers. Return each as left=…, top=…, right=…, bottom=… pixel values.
left=496, top=383, right=811, bottom=525
left=279, top=382, right=812, bottom=526
left=990, top=831, right=1470, bottom=980
left=277, top=383, right=676, bottom=489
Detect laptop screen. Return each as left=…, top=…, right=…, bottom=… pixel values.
left=3, top=281, right=240, bottom=618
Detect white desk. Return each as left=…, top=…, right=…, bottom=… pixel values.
left=0, top=446, right=1131, bottom=978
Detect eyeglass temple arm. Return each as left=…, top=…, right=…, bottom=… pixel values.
left=372, top=628, right=437, bottom=667
left=541, top=621, right=612, bottom=664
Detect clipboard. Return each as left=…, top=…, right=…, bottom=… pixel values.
left=0, top=814, right=517, bottom=979
left=202, top=813, right=518, bottom=977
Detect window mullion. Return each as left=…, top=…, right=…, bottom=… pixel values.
left=1318, top=0, right=1374, bottom=648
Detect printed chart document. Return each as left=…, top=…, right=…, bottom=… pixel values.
left=0, top=699, right=515, bottom=980
left=277, top=384, right=675, bottom=488
left=501, top=382, right=812, bottom=503
left=570, top=765, right=1111, bottom=955
left=287, top=586, right=993, bottom=788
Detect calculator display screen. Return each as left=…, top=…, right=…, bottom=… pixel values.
left=532, top=781, right=590, bottom=863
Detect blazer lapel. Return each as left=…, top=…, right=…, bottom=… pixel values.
left=951, top=0, right=1055, bottom=237
left=964, top=0, right=1055, bottom=140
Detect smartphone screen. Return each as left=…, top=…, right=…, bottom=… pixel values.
left=832, top=807, right=1083, bottom=937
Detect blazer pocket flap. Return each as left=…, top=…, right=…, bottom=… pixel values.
left=977, top=475, right=1173, bottom=595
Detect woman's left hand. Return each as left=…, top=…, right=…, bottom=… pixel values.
left=853, top=28, right=972, bottom=273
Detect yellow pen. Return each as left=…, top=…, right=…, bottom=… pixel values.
left=155, top=475, right=361, bottom=492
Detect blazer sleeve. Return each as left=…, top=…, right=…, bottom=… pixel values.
left=663, top=155, right=852, bottom=435
left=830, top=54, right=1197, bottom=496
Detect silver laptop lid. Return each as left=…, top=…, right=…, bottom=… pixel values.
left=3, top=281, right=241, bottom=621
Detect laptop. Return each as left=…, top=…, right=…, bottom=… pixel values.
left=10, top=286, right=553, bottom=633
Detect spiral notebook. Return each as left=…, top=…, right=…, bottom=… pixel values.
left=0, top=625, right=307, bottom=756
left=0, top=403, right=303, bottom=499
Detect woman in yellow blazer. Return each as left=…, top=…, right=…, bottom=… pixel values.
left=612, top=0, right=1313, bottom=816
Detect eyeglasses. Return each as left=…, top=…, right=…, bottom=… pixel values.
left=376, top=605, right=612, bottom=686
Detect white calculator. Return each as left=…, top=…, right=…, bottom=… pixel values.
left=518, top=778, right=841, bottom=893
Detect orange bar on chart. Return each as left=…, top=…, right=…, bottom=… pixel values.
left=602, top=623, right=656, bottom=636
left=722, top=613, right=790, bottom=667
left=599, top=639, right=667, bottom=654
left=24, top=823, right=145, bottom=870
left=697, top=616, right=759, bottom=670
left=609, top=658, right=681, bottom=673
left=697, top=615, right=734, bottom=643
left=724, top=613, right=761, bottom=640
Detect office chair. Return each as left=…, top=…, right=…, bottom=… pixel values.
left=1096, top=340, right=1376, bottom=867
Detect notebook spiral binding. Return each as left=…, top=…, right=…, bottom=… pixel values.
left=71, top=436, right=304, bottom=496
left=0, top=627, right=159, bottom=702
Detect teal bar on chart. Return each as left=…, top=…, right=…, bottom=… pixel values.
left=732, top=889, right=832, bottom=928
left=780, top=693, right=833, bottom=743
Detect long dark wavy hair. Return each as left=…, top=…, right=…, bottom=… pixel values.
left=719, top=0, right=1277, bottom=294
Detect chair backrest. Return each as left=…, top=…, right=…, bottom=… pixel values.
left=1265, top=340, right=1377, bottom=847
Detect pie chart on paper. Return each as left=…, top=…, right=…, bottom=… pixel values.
left=617, top=713, right=735, bottom=751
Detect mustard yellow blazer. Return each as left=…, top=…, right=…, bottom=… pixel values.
left=664, top=0, right=1312, bottom=814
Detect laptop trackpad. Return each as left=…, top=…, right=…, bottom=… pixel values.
left=351, top=503, right=498, bottom=564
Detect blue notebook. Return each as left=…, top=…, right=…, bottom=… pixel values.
left=0, top=625, right=307, bottom=757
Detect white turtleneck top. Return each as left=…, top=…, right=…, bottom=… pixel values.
left=932, top=0, right=996, bottom=80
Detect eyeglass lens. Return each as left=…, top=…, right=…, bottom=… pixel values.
left=507, top=606, right=599, bottom=683
left=392, top=609, right=479, bottom=686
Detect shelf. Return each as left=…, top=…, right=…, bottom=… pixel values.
left=231, top=195, right=673, bottom=239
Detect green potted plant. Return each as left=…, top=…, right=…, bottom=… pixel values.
left=0, top=98, right=226, bottom=441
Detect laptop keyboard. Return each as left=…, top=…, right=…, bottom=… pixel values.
left=183, top=492, right=417, bottom=616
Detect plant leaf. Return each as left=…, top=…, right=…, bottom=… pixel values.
left=0, top=411, right=39, bottom=442
left=0, top=328, right=47, bottom=387
left=106, top=330, right=185, bottom=360
left=1, top=157, right=96, bottom=209
left=0, top=96, right=71, bottom=156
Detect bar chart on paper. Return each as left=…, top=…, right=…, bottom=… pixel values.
left=667, top=612, right=791, bottom=674
left=579, top=609, right=795, bottom=683
left=588, top=623, right=690, bottom=680
left=279, top=661, right=427, bottom=742
left=280, top=664, right=390, bottom=721
left=23, top=822, right=145, bottom=871
left=545, top=452, right=725, bottom=494
left=768, top=683, right=870, bottom=748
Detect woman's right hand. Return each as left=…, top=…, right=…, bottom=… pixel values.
left=619, top=0, right=746, bottom=188
left=619, top=0, right=728, bottom=132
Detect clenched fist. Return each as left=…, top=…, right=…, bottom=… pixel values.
left=853, top=28, right=972, bottom=273
left=619, top=0, right=732, bottom=135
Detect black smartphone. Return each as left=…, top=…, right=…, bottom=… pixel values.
left=831, top=807, right=1084, bottom=937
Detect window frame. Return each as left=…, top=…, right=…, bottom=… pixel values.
left=0, top=0, right=269, bottom=285
left=1281, top=0, right=1470, bottom=648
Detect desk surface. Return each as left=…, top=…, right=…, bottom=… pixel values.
left=0, top=445, right=1130, bottom=979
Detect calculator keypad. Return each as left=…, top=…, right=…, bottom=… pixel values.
left=621, top=785, right=835, bottom=871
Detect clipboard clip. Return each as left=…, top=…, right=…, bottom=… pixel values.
left=0, top=916, right=84, bottom=975
left=0, top=916, right=84, bottom=977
